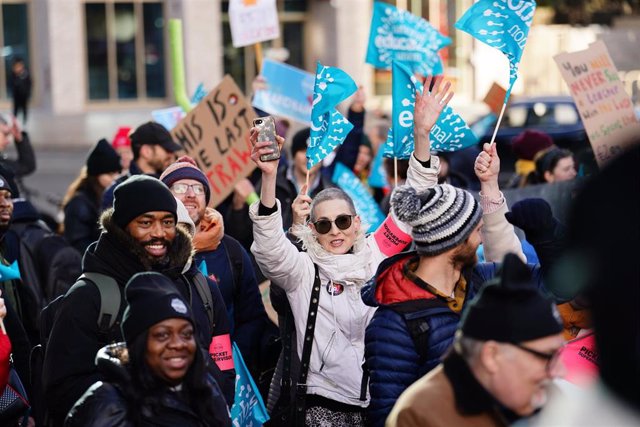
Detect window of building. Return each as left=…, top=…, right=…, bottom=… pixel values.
left=84, top=0, right=166, bottom=102
left=0, top=1, right=31, bottom=102
left=221, top=0, right=307, bottom=94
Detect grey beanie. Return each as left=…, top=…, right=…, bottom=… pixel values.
left=391, top=184, right=483, bottom=256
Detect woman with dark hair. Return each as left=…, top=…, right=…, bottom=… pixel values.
left=65, top=271, right=231, bottom=426
left=62, top=138, right=121, bottom=254
left=535, top=147, right=577, bottom=184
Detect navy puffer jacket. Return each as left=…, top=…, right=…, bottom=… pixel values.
left=361, top=252, right=507, bottom=427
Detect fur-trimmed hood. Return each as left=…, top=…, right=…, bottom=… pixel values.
left=83, top=208, right=194, bottom=283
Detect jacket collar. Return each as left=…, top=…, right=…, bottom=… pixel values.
left=444, top=352, right=520, bottom=425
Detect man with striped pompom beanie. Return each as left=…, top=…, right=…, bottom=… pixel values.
left=361, top=143, right=541, bottom=426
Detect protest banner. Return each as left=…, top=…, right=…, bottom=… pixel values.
left=483, top=82, right=508, bottom=116
left=252, top=59, right=314, bottom=124
left=332, top=163, right=385, bottom=233
left=152, top=106, right=186, bottom=131
left=229, top=0, right=280, bottom=48
left=366, top=1, right=450, bottom=75
left=554, top=40, right=640, bottom=166
left=171, top=75, right=257, bottom=207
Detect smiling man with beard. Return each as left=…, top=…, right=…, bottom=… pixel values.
left=362, top=143, right=532, bottom=426
left=43, top=175, right=235, bottom=426
left=387, top=254, right=565, bottom=427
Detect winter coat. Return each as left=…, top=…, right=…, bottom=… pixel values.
left=43, top=210, right=234, bottom=425
left=194, top=235, right=278, bottom=376
left=386, top=353, right=512, bottom=427
left=362, top=202, right=535, bottom=426
left=249, top=155, right=440, bottom=407
left=9, top=69, right=31, bottom=100
left=63, top=187, right=101, bottom=255
left=0, top=131, right=36, bottom=178
left=65, top=343, right=231, bottom=427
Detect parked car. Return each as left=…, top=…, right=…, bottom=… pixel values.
left=470, top=96, right=591, bottom=172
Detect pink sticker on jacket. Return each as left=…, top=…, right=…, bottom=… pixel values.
left=209, top=334, right=234, bottom=371
left=373, top=216, right=412, bottom=257
left=559, top=333, right=598, bottom=387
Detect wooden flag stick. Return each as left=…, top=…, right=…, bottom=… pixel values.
left=0, top=319, right=6, bottom=335
left=394, top=157, right=398, bottom=188
left=254, top=43, right=263, bottom=73
left=306, top=169, right=310, bottom=189
left=489, top=101, right=507, bottom=147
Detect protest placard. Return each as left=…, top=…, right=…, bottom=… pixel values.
left=229, top=0, right=279, bottom=48
left=171, top=75, right=257, bottom=207
left=252, top=59, right=314, bottom=124
left=554, top=40, right=640, bottom=165
left=483, top=82, right=508, bottom=116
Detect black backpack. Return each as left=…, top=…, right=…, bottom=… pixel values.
left=10, top=221, right=83, bottom=307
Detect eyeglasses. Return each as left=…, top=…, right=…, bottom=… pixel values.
left=312, top=214, right=353, bottom=235
left=171, top=183, right=205, bottom=195
left=512, top=343, right=565, bottom=376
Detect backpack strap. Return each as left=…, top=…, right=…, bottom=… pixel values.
left=222, top=235, right=244, bottom=301
left=402, top=307, right=456, bottom=365
left=192, top=271, right=215, bottom=328
left=293, top=264, right=320, bottom=426
left=80, top=272, right=121, bottom=333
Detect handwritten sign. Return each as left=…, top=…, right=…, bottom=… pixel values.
left=229, top=0, right=280, bottom=48
left=554, top=40, right=640, bottom=165
left=171, top=75, right=257, bottom=207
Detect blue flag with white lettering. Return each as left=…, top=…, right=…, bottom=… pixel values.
left=308, top=62, right=357, bottom=169
left=383, top=61, right=478, bottom=159
left=455, top=0, right=536, bottom=98
left=231, top=343, right=269, bottom=426
left=332, top=163, right=385, bottom=232
left=366, top=2, right=451, bottom=75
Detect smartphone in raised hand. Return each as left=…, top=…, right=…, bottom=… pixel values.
left=254, top=116, right=281, bottom=162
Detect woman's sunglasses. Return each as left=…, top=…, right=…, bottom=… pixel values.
left=312, top=214, right=353, bottom=235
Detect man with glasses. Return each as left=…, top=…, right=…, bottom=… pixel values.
left=387, top=253, right=565, bottom=427
left=161, top=156, right=278, bottom=387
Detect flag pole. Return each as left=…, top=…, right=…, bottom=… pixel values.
left=254, top=43, right=263, bottom=72
left=306, top=169, right=310, bottom=189
left=0, top=320, right=6, bottom=335
left=489, top=101, right=507, bottom=147
left=394, top=157, right=398, bottom=187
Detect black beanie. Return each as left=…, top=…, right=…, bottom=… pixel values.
left=86, top=138, right=122, bottom=176
left=122, top=272, right=194, bottom=345
left=112, top=175, right=177, bottom=228
left=290, top=127, right=310, bottom=158
left=0, top=164, right=19, bottom=197
left=461, top=253, right=563, bottom=343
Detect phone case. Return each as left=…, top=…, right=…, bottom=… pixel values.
left=254, top=116, right=280, bottom=162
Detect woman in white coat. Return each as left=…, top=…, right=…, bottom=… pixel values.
left=249, top=77, right=453, bottom=425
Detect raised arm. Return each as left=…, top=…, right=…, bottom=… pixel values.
left=474, top=143, right=525, bottom=262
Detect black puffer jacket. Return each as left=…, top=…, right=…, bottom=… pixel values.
left=43, top=210, right=234, bottom=425
left=63, top=187, right=101, bottom=255
left=65, top=343, right=231, bottom=427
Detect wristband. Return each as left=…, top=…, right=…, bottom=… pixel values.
left=245, top=192, right=260, bottom=205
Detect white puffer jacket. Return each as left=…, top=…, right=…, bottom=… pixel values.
left=250, top=155, right=440, bottom=406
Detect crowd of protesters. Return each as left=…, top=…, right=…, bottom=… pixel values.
left=0, top=70, right=637, bottom=427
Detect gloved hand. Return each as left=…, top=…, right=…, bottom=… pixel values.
left=504, top=198, right=559, bottom=244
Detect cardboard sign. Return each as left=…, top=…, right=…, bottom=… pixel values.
left=483, top=82, right=508, bottom=116
left=554, top=40, right=640, bottom=165
left=252, top=59, right=314, bottom=124
left=171, top=75, right=257, bottom=207
left=229, top=0, right=280, bottom=48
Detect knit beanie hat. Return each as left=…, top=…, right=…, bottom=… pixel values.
left=122, top=271, right=194, bottom=345
left=86, top=138, right=122, bottom=176
left=511, top=130, right=554, bottom=161
left=461, top=253, right=563, bottom=343
left=290, top=128, right=310, bottom=158
left=112, top=175, right=177, bottom=228
left=159, top=156, right=211, bottom=205
left=112, top=126, right=132, bottom=149
left=391, top=184, right=482, bottom=256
